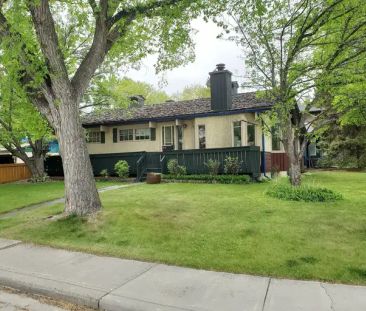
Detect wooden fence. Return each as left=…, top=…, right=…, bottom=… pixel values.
left=0, top=164, right=31, bottom=184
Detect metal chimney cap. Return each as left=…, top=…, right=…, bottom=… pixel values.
left=216, top=63, right=226, bottom=71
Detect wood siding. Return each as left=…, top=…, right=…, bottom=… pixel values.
left=0, top=164, right=31, bottom=184
left=271, top=153, right=289, bottom=172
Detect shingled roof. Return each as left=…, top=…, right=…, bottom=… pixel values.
left=82, top=92, right=273, bottom=127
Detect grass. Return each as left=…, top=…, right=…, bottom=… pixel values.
left=0, top=171, right=365, bottom=285
left=0, top=180, right=123, bottom=214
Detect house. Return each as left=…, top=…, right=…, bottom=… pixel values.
left=81, top=64, right=288, bottom=178
left=0, top=147, right=14, bottom=164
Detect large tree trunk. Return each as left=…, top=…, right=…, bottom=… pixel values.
left=283, top=121, right=303, bottom=186
left=3, top=139, right=47, bottom=181
left=288, top=154, right=302, bottom=186
left=25, top=155, right=46, bottom=181
left=56, top=101, right=101, bottom=216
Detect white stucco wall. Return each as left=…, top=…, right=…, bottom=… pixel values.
left=85, top=112, right=283, bottom=154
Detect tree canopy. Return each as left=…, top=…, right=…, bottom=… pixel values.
left=173, top=84, right=210, bottom=101
left=0, top=0, right=223, bottom=215
left=217, top=0, right=366, bottom=185
left=82, top=76, right=170, bottom=110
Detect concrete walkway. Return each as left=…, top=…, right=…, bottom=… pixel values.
left=0, top=239, right=365, bottom=311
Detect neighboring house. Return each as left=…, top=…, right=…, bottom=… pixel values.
left=0, top=147, right=14, bottom=164
left=0, top=140, right=59, bottom=165
left=81, top=64, right=288, bottom=178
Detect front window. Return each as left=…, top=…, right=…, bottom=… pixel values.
left=272, top=127, right=281, bottom=151
left=87, top=131, right=101, bottom=143
left=120, top=129, right=133, bottom=141
left=198, top=125, right=206, bottom=149
left=163, top=126, right=174, bottom=146
left=177, top=126, right=183, bottom=150
left=247, top=124, right=256, bottom=146
left=135, top=128, right=150, bottom=140
left=233, top=121, right=241, bottom=147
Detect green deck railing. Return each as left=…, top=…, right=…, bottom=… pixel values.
left=45, top=146, right=261, bottom=179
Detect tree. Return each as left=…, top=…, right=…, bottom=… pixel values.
left=318, top=124, right=366, bottom=169
left=0, top=0, right=210, bottom=215
left=82, top=76, right=170, bottom=111
left=0, top=67, right=51, bottom=180
left=173, top=84, right=210, bottom=101
left=219, top=0, right=366, bottom=185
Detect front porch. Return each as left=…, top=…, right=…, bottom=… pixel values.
left=45, top=146, right=262, bottom=180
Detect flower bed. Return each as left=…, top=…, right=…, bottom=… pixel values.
left=162, top=174, right=251, bottom=184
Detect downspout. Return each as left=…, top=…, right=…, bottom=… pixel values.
left=261, top=120, right=269, bottom=178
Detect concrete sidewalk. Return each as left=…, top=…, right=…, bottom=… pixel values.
left=0, top=239, right=365, bottom=311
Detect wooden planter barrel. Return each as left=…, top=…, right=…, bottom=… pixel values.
left=146, top=172, right=161, bottom=184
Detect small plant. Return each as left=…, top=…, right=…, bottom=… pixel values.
left=271, top=164, right=280, bottom=179
left=163, top=174, right=251, bottom=184
left=266, top=183, right=343, bottom=202
left=114, top=160, right=129, bottom=179
left=30, top=174, right=50, bottom=183
left=224, top=156, right=242, bottom=175
left=204, top=159, right=220, bottom=175
left=100, top=169, right=109, bottom=180
left=167, top=159, right=187, bottom=177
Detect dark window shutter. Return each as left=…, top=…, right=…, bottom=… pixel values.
left=113, top=128, right=118, bottom=143
left=150, top=128, right=156, bottom=141
left=100, top=131, right=105, bottom=144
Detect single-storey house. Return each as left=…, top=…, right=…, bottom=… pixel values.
left=81, top=64, right=288, bottom=178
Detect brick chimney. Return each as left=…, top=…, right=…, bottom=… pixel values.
left=209, top=64, right=232, bottom=111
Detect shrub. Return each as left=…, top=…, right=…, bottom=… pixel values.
left=167, top=159, right=187, bottom=177
left=30, top=174, right=49, bottom=183
left=266, top=183, right=343, bottom=202
left=100, top=169, right=109, bottom=179
left=204, top=159, right=220, bottom=175
left=163, top=174, right=251, bottom=184
left=224, top=156, right=241, bottom=175
left=271, top=164, right=280, bottom=178
left=114, top=160, right=129, bottom=178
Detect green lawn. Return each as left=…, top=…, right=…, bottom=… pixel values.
left=0, top=180, right=122, bottom=214
left=0, top=171, right=365, bottom=285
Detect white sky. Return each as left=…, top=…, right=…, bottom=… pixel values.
left=122, top=19, right=246, bottom=96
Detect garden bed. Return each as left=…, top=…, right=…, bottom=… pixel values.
left=162, top=174, right=252, bottom=184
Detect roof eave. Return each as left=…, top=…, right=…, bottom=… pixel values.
left=82, top=106, right=272, bottom=128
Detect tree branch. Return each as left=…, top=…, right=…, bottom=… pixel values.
left=71, top=0, right=109, bottom=102
left=109, top=0, right=182, bottom=27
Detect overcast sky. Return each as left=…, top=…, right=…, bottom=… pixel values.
left=122, top=18, right=245, bottom=96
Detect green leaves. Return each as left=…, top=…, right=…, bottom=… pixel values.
left=83, top=76, right=170, bottom=110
